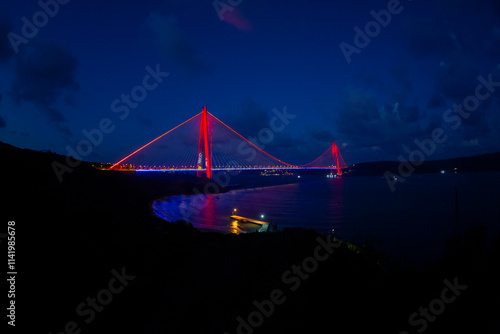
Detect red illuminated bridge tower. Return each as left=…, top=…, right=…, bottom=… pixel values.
left=333, top=142, right=342, bottom=176
left=197, top=106, right=212, bottom=178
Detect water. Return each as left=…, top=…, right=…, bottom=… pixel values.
left=153, top=171, right=500, bottom=264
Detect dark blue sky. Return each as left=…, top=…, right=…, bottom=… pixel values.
left=1, top=0, right=500, bottom=165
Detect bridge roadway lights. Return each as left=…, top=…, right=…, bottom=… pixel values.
left=135, top=167, right=345, bottom=172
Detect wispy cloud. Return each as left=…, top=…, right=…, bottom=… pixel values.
left=9, top=43, right=79, bottom=138
left=0, top=18, right=14, bottom=62
left=145, top=11, right=206, bottom=74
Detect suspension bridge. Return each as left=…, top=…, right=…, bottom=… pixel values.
left=109, top=106, right=347, bottom=178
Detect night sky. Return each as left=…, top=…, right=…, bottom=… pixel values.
left=1, top=0, right=500, bottom=165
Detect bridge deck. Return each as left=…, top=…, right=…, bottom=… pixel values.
left=134, top=167, right=343, bottom=172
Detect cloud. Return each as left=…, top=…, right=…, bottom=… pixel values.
left=486, top=25, right=500, bottom=58
left=426, top=63, right=500, bottom=155
left=54, top=123, right=73, bottom=138
left=397, top=103, right=420, bottom=123
left=427, top=92, right=447, bottom=109
left=0, top=19, right=13, bottom=62
left=336, top=87, right=380, bottom=137
left=391, top=65, right=413, bottom=93
left=145, top=11, right=206, bottom=73
left=9, top=43, right=78, bottom=138
left=335, top=86, right=425, bottom=154
left=306, top=125, right=335, bottom=144
left=39, top=105, right=66, bottom=123
left=404, top=16, right=456, bottom=57
left=224, top=98, right=270, bottom=138
left=10, top=44, right=79, bottom=106
left=216, top=98, right=306, bottom=160
left=268, top=131, right=297, bottom=149
left=136, top=114, right=153, bottom=127
left=434, top=53, right=478, bottom=100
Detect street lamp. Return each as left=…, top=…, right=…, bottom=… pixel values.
left=260, top=214, right=265, bottom=219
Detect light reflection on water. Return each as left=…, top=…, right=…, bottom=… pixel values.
left=153, top=172, right=500, bottom=264
left=153, top=178, right=346, bottom=234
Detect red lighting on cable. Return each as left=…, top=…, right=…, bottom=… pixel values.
left=110, top=112, right=202, bottom=169
left=207, top=112, right=296, bottom=167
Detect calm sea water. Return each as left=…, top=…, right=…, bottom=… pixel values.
left=153, top=172, right=500, bottom=264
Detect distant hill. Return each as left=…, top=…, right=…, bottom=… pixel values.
left=0, top=141, right=20, bottom=150
left=344, top=152, right=500, bottom=176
